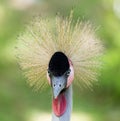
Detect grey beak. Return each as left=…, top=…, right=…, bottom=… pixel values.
left=51, top=76, right=67, bottom=99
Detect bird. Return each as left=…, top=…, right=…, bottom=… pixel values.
left=16, top=12, right=103, bottom=121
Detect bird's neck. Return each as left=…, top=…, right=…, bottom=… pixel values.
left=52, top=85, right=73, bottom=121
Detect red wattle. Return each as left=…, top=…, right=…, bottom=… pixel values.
left=52, top=93, right=67, bottom=117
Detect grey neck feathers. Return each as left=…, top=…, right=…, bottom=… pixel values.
left=52, top=85, right=73, bottom=121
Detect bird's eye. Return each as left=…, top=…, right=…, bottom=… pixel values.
left=48, top=70, right=51, bottom=76
left=66, top=69, right=71, bottom=76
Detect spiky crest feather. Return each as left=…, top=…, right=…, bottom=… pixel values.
left=16, top=12, right=103, bottom=91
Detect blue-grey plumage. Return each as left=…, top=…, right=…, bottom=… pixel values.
left=52, top=85, right=72, bottom=121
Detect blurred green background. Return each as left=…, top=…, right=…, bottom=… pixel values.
left=0, top=0, right=120, bottom=121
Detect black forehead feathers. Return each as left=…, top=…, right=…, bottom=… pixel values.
left=49, top=52, right=69, bottom=76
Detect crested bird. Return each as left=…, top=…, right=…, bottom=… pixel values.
left=16, top=13, right=103, bottom=121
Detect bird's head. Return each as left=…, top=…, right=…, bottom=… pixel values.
left=47, top=51, right=74, bottom=99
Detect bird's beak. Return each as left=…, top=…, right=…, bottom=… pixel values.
left=51, top=76, right=67, bottom=99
